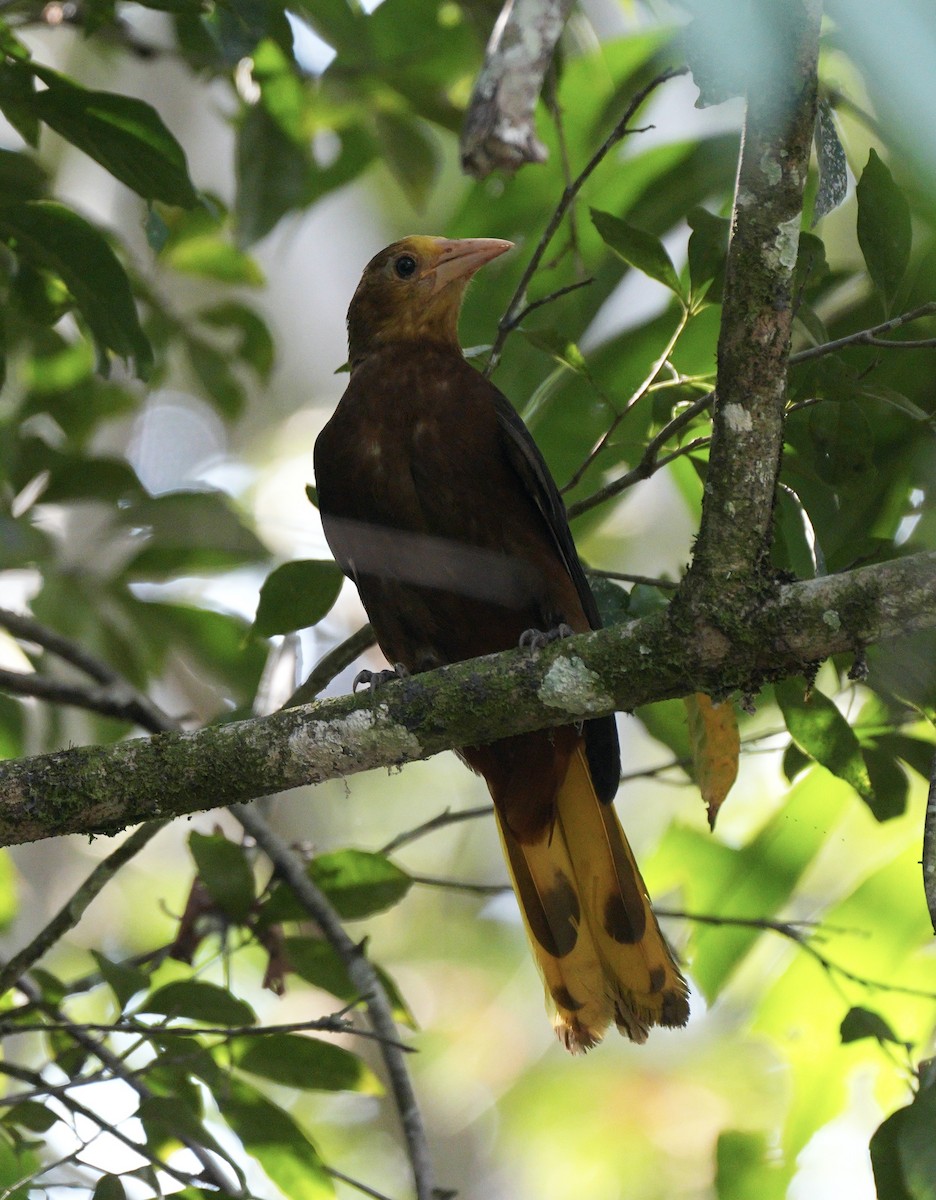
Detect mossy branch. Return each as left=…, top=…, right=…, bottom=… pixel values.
left=1, top=550, right=934, bottom=848
left=684, top=0, right=822, bottom=605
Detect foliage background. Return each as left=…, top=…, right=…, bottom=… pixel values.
left=0, top=0, right=934, bottom=1198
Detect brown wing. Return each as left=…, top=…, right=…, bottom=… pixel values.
left=489, top=387, right=621, bottom=803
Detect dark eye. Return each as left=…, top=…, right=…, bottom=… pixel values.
left=394, top=254, right=417, bottom=279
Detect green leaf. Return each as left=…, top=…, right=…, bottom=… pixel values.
left=857, top=382, right=931, bottom=423
left=636, top=697, right=692, bottom=767
left=28, top=65, right=198, bottom=206
left=201, top=0, right=293, bottom=64
left=200, top=302, right=275, bottom=381
left=309, top=849, right=412, bottom=919
left=881, top=734, right=936, bottom=780
left=185, top=337, right=246, bottom=416
left=91, top=951, right=148, bottom=1010
left=92, top=1177, right=127, bottom=1200
left=839, top=1006, right=901, bottom=1045
left=856, top=149, right=912, bottom=305
left=588, top=575, right=631, bottom=626
left=775, top=679, right=876, bottom=810
left=0, top=148, right=46, bottom=200
left=862, top=746, right=909, bottom=820
left=290, top=0, right=361, bottom=52
left=591, top=207, right=683, bottom=296
left=794, top=231, right=829, bottom=295
left=163, top=234, right=265, bottom=284
left=217, top=1078, right=335, bottom=1199
left=0, top=514, right=50, bottom=571
left=781, top=741, right=811, bottom=783
left=899, top=1085, right=936, bottom=1200
left=16, top=445, right=143, bottom=505
left=250, top=38, right=307, bottom=141
left=656, top=769, right=853, bottom=1000
left=279, top=935, right=415, bottom=1026
left=0, top=64, right=39, bottom=146
left=807, top=399, right=874, bottom=488
left=871, top=1107, right=914, bottom=1200
left=687, top=206, right=729, bottom=301
left=522, top=330, right=589, bottom=374
left=715, top=1130, right=784, bottom=1200
left=254, top=560, right=344, bottom=636
left=131, top=600, right=266, bottom=701
left=1, top=1101, right=57, bottom=1133
left=235, top=103, right=311, bottom=246
left=189, top=831, right=255, bottom=921
left=0, top=201, right=151, bottom=372
left=0, top=695, right=24, bottom=762
left=232, top=1033, right=381, bottom=1094
left=375, top=111, right=440, bottom=211
left=279, top=935, right=356, bottom=993
left=0, top=852, right=19, bottom=933
left=137, top=1095, right=231, bottom=1164
left=141, top=980, right=256, bottom=1026
left=121, top=491, right=268, bottom=578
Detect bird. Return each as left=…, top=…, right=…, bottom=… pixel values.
left=313, top=235, right=689, bottom=1051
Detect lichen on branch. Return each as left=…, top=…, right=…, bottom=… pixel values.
left=1, top=550, right=935, bottom=848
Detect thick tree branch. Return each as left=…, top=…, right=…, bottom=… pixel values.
left=460, top=0, right=574, bottom=178
left=684, top=1, right=822, bottom=604
left=0, top=550, right=934, bottom=846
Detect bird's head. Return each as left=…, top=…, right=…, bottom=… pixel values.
left=346, top=235, right=513, bottom=367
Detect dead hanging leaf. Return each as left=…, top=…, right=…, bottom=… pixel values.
left=685, top=693, right=740, bottom=829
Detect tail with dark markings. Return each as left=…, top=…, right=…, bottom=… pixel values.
left=494, top=744, right=689, bottom=1051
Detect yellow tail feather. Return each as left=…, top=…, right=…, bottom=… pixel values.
left=494, top=744, right=689, bottom=1052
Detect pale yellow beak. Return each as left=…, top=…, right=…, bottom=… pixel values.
left=427, top=237, right=513, bottom=294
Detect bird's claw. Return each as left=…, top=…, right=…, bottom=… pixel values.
left=353, top=663, right=410, bottom=692
left=519, top=623, right=574, bottom=654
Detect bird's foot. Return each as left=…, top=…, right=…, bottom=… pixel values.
left=519, top=623, right=574, bottom=653
left=353, top=663, right=410, bottom=692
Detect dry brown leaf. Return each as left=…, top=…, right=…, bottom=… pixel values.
left=684, top=692, right=740, bottom=829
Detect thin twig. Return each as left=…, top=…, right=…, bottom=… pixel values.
left=0, top=666, right=176, bottom=726
left=0, top=1061, right=204, bottom=1190
left=0, top=607, right=120, bottom=685
left=325, top=1165, right=398, bottom=1200
left=485, top=66, right=688, bottom=375
left=507, top=277, right=595, bottom=328
left=562, top=305, right=691, bottom=494
left=662, top=907, right=936, bottom=1001
left=380, top=806, right=492, bottom=855
left=790, top=302, right=936, bottom=365
left=655, top=908, right=820, bottom=935
left=0, top=823, right=167, bottom=998
left=284, top=623, right=376, bottom=709
left=0, top=607, right=177, bottom=730
left=545, top=63, right=583, bottom=273
left=0, top=1015, right=414, bottom=1051
left=586, top=568, right=680, bottom=590
left=568, top=391, right=713, bottom=518
left=231, top=803, right=438, bottom=1200
left=411, top=874, right=507, bottom=896
left=860, top=336, right=936, bottom=351
left=11, top=977, right=244, bottom=1195
left=0, top=612, right=181, bottom=1000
